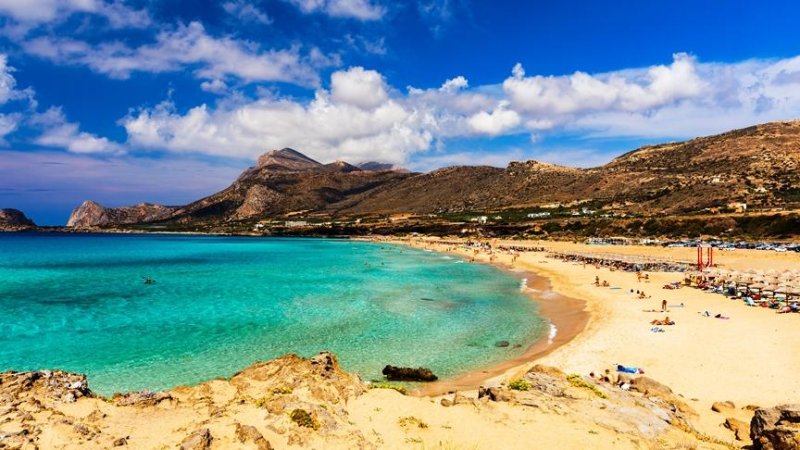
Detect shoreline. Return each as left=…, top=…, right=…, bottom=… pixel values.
left=388, top=239, right=590, bottom=396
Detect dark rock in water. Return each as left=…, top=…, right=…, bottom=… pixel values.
left=420, top=297, right=436, bottom=302
left=382, top=365, right=438, bottom=382
left=495, top=340, right=510, bottom=348
left=750, top=404, right=800, bottom=450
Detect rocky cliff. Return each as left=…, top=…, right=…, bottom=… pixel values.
left=66, top=200, right=177, bottom=228
left=0, top=208, right=35, bottom=230
left=0, top=352, right=753, bottom=449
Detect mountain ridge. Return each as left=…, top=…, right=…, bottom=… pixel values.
left=66, top=120, right=800, bottom=228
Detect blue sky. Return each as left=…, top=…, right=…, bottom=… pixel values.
left=2, top=0, right=800, bottom=224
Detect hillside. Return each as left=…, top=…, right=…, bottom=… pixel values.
left=66, top=121, right=800, bottom=228
left=0, top=208, right=35, bottom=230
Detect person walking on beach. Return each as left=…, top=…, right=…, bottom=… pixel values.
left=661, top=299, right=668, bottom=312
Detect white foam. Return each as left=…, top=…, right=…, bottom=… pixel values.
left=519, top=278, right=528, bottom=292
left=548, top=322, right=558, bottom=345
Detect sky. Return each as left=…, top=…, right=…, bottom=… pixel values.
left=2, top=1, right=800, bottom=224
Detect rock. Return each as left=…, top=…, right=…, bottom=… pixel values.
left=0, top=208, right=35, bottom=230
left=111, top=390, right=172, bottom=407
left=452, top=392, right=472, bottom=406
left=67, top=200, right=176, bottom=228
left=629, top=377, right=673, bottom=397
left=113, top=437, right=128, bottom=446
left=750, top=404, right=800, bottom=450
left=440, top=398, right=453, bottom=407
left=382, top=365, right=438, bottom=382
left=180, top=428, right=212, bottom=450
left=712, top=400, right=736, bottom=413
left=478, top=386, right=512, bottom=402
left=495, top=340, right=510, bottom=347
left=235, top=423, right=273, bottom=450
left=725, top=417, right=749, bottom=441
left=745, top=404, right=762, bottom=411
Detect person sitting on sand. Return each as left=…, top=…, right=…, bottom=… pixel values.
left=638, top=291, right=647, bottom=299
left=602, top=280, right=609, bottom=287
left=595, top=276, right=600, bottom=286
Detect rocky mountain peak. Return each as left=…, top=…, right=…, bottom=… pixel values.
left=255, top=148, right=322, bottom=171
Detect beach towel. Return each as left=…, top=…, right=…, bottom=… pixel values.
left=616, top=364, right=644, bottom=374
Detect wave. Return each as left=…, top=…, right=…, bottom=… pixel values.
left=548, top=322, right=558, bottom=345
left=519, top=278, right=528, bottom=292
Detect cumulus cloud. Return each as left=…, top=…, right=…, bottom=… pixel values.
left=30, top=107, right=124, bottom=154
left=287, top=0, right=385, bottom=20
left=0, top=0, right=150, bottom=29
left=503, top=53, right=706, bottom=116
left=122, top=67, right=434, bottom=164
left=467, top=101, right=520, bottom=136
left=330, top=66, right=389, bottom=109
left=23, top=22, right=327, bottom=86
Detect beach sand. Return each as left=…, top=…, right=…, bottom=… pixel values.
left=6, top=237, right=798, bottom=449
left=390, top=237, right=800, bottom=443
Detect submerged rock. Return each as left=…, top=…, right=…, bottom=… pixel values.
left=382, top=365, right=438, bottom=382
left=750, top=404, right=800, bottom=450
left=495, top=340, right=510, bottom=348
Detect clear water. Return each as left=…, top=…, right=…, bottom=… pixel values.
left=0, top=233, right=545, bottom=395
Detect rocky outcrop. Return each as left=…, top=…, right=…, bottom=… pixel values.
left=750, top=404, right=800, bottom=450
left=180, top=428, right=212, bottom=450
left=255, top=148, right=322, bottom=172
left=0, top=208, right=35, bottom=230
left=382, top=365, right=438, bottom=382
left=66, top=200, right=177, bottom=228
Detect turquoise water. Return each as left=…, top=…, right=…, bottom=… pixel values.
left=0, top=233, right=545, bottom=395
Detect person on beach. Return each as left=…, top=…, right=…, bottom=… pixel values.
left=661, top=299, right=668, bottom=312
left=595, top=276, right=600, bottom=286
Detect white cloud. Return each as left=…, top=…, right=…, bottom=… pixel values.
left=200, top=79, right=229, bottom=94
left=503, top=53, right=706, bottom=116
left=0, top=0, right=150, bottom=29
left=18, top=52, right=782, bottom=169
left=31, top=107, right=124, bottom=154
left=439, top=75, right=468, bottom=92
left=467, top=101, right=520, bottom=136
left=223, top=0, right=272, bottom=24
left=122, top=68, right=433, bottom=164
left=330, top=66, right=388, bottom=109
left=287, top=0, right=385, bottom=20
left=23, top=22, right=326, bottom=86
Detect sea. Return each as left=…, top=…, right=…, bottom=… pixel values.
left=0, top=233, right=545, bottom=395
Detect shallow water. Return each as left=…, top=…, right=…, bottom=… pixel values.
left=0, top=233, right=545, bottom=395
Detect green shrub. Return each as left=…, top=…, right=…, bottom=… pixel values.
left=566, top=374, right=608, bottom=399
left=369, top=381, right=408, bottom=395
left=508, top=379, right=531, bottom=391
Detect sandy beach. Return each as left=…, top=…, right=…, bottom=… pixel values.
left=386, top=237, right=800, bottom=442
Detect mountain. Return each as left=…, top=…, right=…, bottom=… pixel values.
left=339, top=121, right=800, bottom=215
left=0, top=208, right=35, bottom=230
left=159, top=149, right=412, bottom=224
left=67, top=201, right=177, bottom=228
left=65, top=121, right=800, bottom=228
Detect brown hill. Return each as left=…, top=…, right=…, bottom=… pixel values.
left=66, top=121, right=800, bottom=227
left=67, top=201, right=177, bottom=228
left=0, top=208, right=35, bottom=230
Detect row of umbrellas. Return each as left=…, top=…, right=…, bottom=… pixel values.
left=691, top=268, right=800, bottom=297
